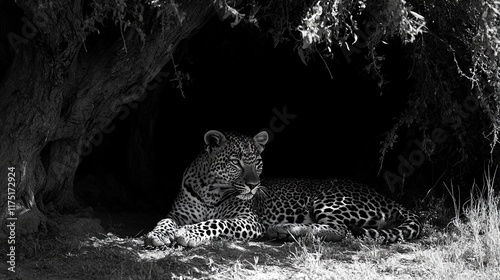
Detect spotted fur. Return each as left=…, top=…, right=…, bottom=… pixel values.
left=144, top=130, right=421, bottom=248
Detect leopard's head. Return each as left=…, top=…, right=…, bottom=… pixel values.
left=204, top=130, right=268, bottom=200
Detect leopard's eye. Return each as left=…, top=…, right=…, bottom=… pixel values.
left=255, top=158, right=263, bottom=166
left=229, top=158, right=240, bottom=166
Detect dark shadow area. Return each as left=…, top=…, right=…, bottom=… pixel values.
left=74, top=16, right=416, bottom=236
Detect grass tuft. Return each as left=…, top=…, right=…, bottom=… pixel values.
left=448, top=167, right=500, bottom=269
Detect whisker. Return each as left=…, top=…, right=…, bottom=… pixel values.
left=233, top=183, right=247, bottom=192
left=219, top=189, right=238, bottom=202
left=210, top=180, right=230, bottom=191
left=258, top=186, right=270, bottom=198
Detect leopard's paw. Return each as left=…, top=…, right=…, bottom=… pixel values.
left=144, top=231, right=174, bottom=250
left=175, top=226, right=207, bottom=247
left=266, top=224, right=296, bottom=241
left=143, top=219, right=178, bottom=250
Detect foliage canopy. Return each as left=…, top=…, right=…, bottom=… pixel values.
left=76, top=0, right=500, bottom=171
left=12, top=0, right=498, bottom=189
left=219, top=0, right=500, bottom=184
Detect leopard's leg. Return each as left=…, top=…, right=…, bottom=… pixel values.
left=354, top=211, right=422, bottom=242
left=266, top=222, right=348, bottom=242
left=175, top=215, right=266, bottom=247
left=267, top=199, right=352, bottom=242
left=144, top=193, right=206, bottom=249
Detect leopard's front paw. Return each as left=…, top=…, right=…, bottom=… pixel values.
left=144, top=231, right=172, bottom=250
left=144, top=219, right=178, bottom=249
left=175, top=226, right=207, bottom=248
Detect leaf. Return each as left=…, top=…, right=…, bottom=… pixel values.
left=410, top=11, right=425, bottom=20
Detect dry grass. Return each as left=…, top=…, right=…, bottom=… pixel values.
left=3, top=171, right=499, bottom=280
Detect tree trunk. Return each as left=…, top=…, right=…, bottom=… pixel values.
left=127, top=73, right=166, bottom=204
left=0, top=0, right=214, bottom=238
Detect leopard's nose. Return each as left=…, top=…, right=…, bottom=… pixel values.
left=246, top=182, right=260, bottom=190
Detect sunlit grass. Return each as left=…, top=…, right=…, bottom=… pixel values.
left=446, top=167, right=500, bottom=270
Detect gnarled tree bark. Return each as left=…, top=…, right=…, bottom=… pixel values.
left=0, top=0, right=214, bottom=238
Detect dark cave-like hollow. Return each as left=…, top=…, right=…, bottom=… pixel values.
left=73, top=16, right=414, bottom=235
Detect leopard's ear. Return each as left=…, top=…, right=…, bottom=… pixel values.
left=253, top=131, right=268, bottom=152
left=204, top=130, right=226, bottom=153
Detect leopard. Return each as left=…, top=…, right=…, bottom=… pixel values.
left=144, top=130, right=422, bottom=248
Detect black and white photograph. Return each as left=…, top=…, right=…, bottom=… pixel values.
left=1, top=0, right=499, bottom=279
